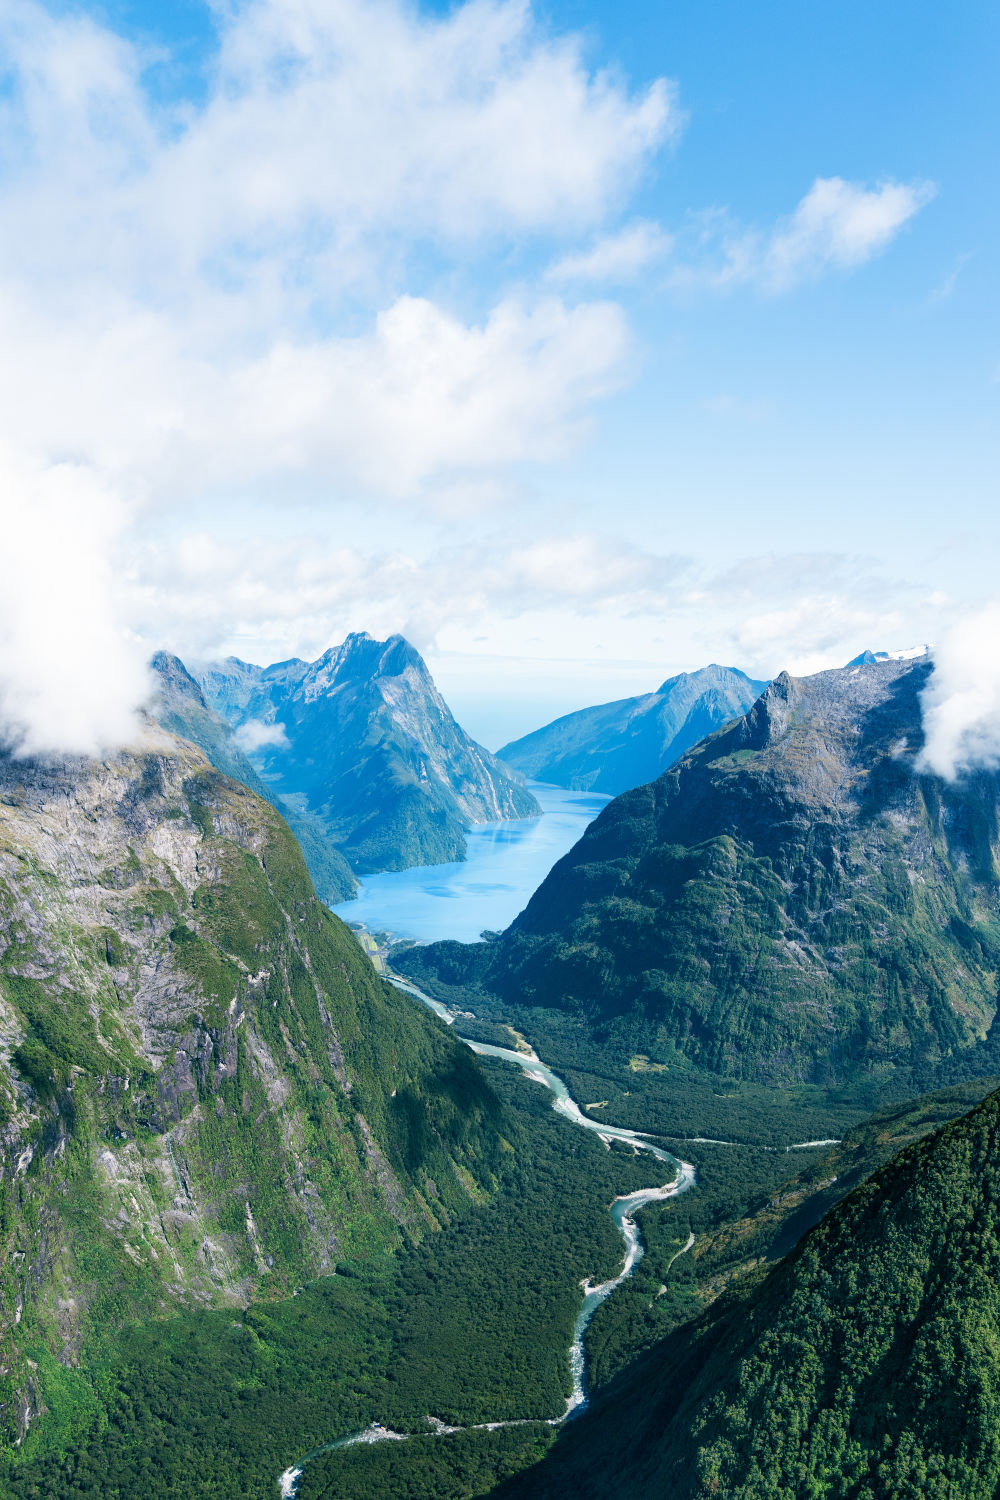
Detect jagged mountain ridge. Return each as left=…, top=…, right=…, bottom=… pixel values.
left=401, top=656, right=1000, bottom=1089
left=0, top=734, right=508, bottom=1447
left=496, top=1083, right=1000, bottom=1500
left=498, top=664, right=767, bottom=796
left=150, top=650, right=356, bottom=902
left=197, top=632, right=540, bottom=875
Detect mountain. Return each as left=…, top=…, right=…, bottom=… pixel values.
left=401, top=655, right=1000, bottom=1091
left=496, top=1082, right=1000, bottom=1500
left=150, top=650, right=356, bottom=902
left=497, top=664, right=767, bottom=796
left=196, top=632, right=540, bottom=876
left=0, top=734, right=508, bottom=1449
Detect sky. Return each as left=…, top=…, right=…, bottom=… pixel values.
left=0, top=0, right=997, bottom=753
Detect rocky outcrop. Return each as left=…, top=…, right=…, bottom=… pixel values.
left=197, top=633, right=540, bottom=875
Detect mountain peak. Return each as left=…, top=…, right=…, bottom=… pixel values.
left=500, top=661, right=768, bottom=796
left=305, top=631, right=426, bottom=697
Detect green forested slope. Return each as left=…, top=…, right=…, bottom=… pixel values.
left=495, top=1084, right=1000, bottom=1500
left=403, top=657, right=1000, bottom=1092
left=0, top=737, right=506, bottom=1454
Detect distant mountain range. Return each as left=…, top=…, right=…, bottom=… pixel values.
left=497, top=665, right=767, bottom=796
left=402, top=654, right=1000, bottom=1092
left=196, top=632, right=539, bottom=877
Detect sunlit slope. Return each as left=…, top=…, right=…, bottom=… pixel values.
left=405, top=657, right=1000, bottom=1089
left=498, top=664, right=766, bottom=796
left=151, top=649, right=357, bottom=901
left=198, top=632, right=540, bottom=875
left=496, top=1083, right=1000, bottom=1500
left=0, top=736, right=507, bottom=1449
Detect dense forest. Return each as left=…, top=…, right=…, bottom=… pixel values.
left=496, top=1084, right=1000, bottom=1500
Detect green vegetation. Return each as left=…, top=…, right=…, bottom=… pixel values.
left=2, top=1046, right=690, bottom=1497
left=0, top=743, right=510, bottom=1456
left=300, top=1427, right=555, bottom=1500
left=498, top=1084, right=1000, bottom=1500
left=401, top=660, right=1000, bottom=1100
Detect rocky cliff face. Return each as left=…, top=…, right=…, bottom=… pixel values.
left=150, top=651, right=356, bottom=901
left=0, top=735, right=506, bottom=1447
left=405, top=656, right=1000, bottom=1089
left=197, top=633, right=540, bottom=875
left=498, top=665, right=766, bottom=796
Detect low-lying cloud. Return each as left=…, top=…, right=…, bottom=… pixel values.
left=919, top=604, right=1000, bottom=779
left=0, top=448, right=150, bottom=757
left=235, top=720, right=289, bottom=753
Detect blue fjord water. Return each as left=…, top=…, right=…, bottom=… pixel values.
left=332, top=781, right=609, bottom=943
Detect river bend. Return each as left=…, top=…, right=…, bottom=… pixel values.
left=278, top=976, right=695, bottom=1496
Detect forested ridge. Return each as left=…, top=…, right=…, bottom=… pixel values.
left=495, top=1084, right=1000, bottom=1500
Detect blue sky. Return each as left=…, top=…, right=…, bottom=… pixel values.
left=0, top=0, right=996, bottom=751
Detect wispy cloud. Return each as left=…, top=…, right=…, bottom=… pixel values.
left=669, top=177, right=936, bottom=293
left=547, top=221, right=674, bottom=283
left=928, top=250, right=974, bottom=304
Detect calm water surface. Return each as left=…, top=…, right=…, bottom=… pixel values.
left=332, top=781, right=608, bottom=943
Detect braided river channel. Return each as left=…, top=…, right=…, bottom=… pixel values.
left=279, top=974, right=696, bottom=1497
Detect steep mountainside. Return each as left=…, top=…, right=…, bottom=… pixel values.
left=402, top=656, right=1000, bottom=1090
left=687, top=1078, right=999, bottom=1309
left=197, top=633, right=540, bottom=875
left=150, top=651, right=356, bottom=902
left=0, top=737, right=507, bottom=1449
left=496, top=1084, right=1000, bottom=1500
left=498, top=665, right=766, bottom=796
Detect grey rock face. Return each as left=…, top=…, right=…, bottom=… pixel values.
left=197, top=632, right=540, bottom=875
left=149, top=651, right=355, bottom=902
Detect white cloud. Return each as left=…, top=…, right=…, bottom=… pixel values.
left=0, top=0, right=671, bottom=751
left=918, top=604, right=1000, bottom=778
left=669, top=177, right=935, bottom=293
left=762, top=177, right=936, bottom=290
left=0, top=447, right=150, bottom=756
left=126, top=528, right=686, bottom=666
left=235, top=719, right=289, bottom=753
left=548, top=221, right=674, bottom=283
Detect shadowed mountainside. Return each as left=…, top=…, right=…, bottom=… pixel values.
left=151, top=650, right=356, bottom=901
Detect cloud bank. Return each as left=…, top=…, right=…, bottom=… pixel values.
left=0, top=0, right=669, bottom=753
left=919, top=604, right=1000, bottom=779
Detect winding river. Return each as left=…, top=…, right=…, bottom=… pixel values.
left=278, top=976, right=696, bottom=1497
